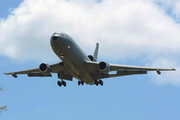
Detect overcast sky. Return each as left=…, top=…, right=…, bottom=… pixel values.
left=0, top=0, right=180, bottom=120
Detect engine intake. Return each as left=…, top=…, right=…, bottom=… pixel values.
left=39, top=63, right=51, bottom=75
left=98, top=61, right=110, bottom=73
left=88, top=55, right=97, bottom=62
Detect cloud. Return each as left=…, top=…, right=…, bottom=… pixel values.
left=153, top=0, right=180, bottom=22
left=0, top=0, right=179, bottom=85
left=149, top=56, right=179, bottom=85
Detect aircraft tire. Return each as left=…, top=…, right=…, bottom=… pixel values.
left=58, top=81, right=62, bottom=87
left=59, top=62, right=64, bottom=66
left=81, top=81, right=84, bottom=85
left=78, top=81, right=80, bottom=85
left=62, top=81, right=66, bottom=87
left=99, top=80, right=103, bottom=86
left=95, top=80, right=98, bottom=86
left=78, top=81, right=81, bottom=85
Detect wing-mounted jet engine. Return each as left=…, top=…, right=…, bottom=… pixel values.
left=98, top=61, right=110, bottom=73
left=39, top=63, right=51, bottom=75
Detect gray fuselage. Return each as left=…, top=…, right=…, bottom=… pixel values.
left=50, top=32, right=94, bottom=84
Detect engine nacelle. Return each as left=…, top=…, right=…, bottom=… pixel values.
left=98, top=61, right=110, bottom=73
left=39, top=63, right=51, bottom=75
left=88, top=55, right=97, bottom=62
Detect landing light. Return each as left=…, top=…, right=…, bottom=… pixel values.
left=60, top=55, right=64, bottom=58
left=68, top=46, right=70, bottom=48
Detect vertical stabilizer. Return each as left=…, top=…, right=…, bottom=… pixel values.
left=93, top=43, right=99, bottom=60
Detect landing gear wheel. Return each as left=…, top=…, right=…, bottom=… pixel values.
left=95, top=80, right=103, bottom=86
left=57, top=81, right=62, bottom=87
left=99, top=80, right=103, bottom=86
left=81, top=81, right=84, bottom=85
left=78, top=81, right=84, bottom=86
left=62, top=81, right=66, bottom=87
left=95, top=80, right=99, bottom=86
left=78, top=81, right=81, bottom=85
left=59, top=62, right=64, bottom=66
left=57, top=81, right=66, bottom=87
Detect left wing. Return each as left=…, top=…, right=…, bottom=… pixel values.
left=109, top=64, right=175, bottom=72
left=85, top=61, right=175, bottom=80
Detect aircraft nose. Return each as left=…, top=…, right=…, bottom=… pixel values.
left=52, top=36, right=58, bottom=40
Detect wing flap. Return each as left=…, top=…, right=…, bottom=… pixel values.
left=92, top=71, right=147, bottom=80
left=117, top=71, right=147, bottom=75
left=108, top=71, right=147, bottom=78
left=110, top=64, right=175, bottom=71
left=28, top=72, right=52, bottom=77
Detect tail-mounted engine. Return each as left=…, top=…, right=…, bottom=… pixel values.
left=98, top=61, right=110, bottom=73
left=88, top=55, right=97, bottom=62
left=39, top=63, right=51, bottom=75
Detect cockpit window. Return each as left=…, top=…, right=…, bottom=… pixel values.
left=60, top=33, right=64, bottom=37
left=53, top=32, right=64, bottom=37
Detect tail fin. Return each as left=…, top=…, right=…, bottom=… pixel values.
left=93, top=43, right=99, bottom=60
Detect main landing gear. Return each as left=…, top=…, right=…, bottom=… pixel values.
left=95, top=80, right=103, bottom=86
left=78, top=81, right=84, bottom=85
left=57, top=80, right=66, bottom=87
left=59, top=62, right=64, bottom=66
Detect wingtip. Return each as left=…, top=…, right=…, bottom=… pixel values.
left=172, top=68, right=176, bottom=71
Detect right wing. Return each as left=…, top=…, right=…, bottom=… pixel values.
left=4, top=63, right=74, bottom=81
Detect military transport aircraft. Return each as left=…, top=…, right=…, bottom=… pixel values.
left=4, top=32, right=176, bottom=87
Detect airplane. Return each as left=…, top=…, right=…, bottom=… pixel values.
left=4, top=32, right=176, bottom=87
